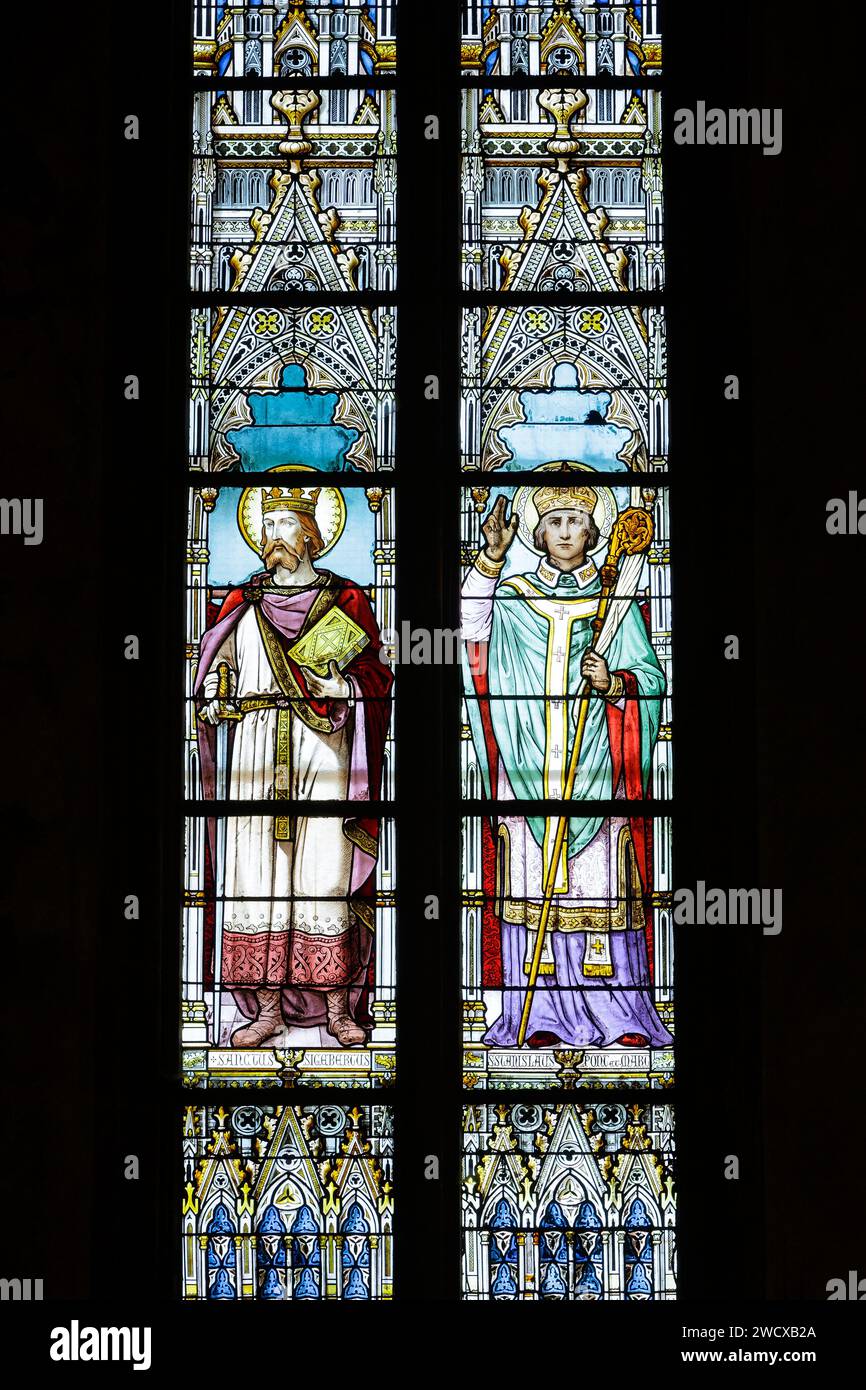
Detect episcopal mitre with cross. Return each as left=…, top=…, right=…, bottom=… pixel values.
left=195, top=480, right=393, bottom=1049
left=461, top=474, right=673, bottom=1051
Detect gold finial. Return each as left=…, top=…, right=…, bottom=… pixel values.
left=471, top=486, right=490, bottom=515
left=271, top=89, right=320, bottom=173
left=537, top=87, right=588, bottom=171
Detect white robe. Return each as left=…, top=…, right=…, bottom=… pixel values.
left=201, top=606, right=355, bottom=986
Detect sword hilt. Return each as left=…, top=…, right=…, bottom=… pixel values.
left=216, top=661, right=242, bottom=721
left=198, top=660, right=242, bottom=723
left=216, top=661, right=232, bottom=701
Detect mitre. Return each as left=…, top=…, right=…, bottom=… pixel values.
left=532, top=482, right=598, bottom=519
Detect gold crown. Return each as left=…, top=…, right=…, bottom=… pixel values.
left=532, top=482, right=598, bottom=519
left=260, top=485, right=321, bottom=516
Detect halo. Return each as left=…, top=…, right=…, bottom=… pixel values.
left=512, top=462, right=617, bottom=557
left=237, top=465, right=347, bottom=558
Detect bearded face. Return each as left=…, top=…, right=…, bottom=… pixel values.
left=261, top=510, right=308, bottom=571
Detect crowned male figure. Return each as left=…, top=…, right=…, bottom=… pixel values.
left=461, top=483, right=673, bottom=1050
left=195, top=484, right=393, bottom=1048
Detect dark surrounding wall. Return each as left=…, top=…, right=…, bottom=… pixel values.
left=0, top=1, right=860, bottom=1310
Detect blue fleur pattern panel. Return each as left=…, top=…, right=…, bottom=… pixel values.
left=462, top=1102, right=675, bottom=1300
left=183, top=1104, right=394, bottom=1300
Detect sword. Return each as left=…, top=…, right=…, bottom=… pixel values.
left=211, top=661, right=240, bottom=1043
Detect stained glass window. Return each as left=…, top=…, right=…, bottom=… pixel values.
left=182, top=1, right=399, bottom=1280
left=176, top=0, right=678, bottom=1299
left=458, top=0, right=675, bottom=1296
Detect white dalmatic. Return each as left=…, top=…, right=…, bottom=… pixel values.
left=202, top=605, right=357, bottom=992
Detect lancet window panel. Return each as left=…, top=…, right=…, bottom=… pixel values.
left=181, top=813, right=396, bottom=1087
left=188, top=305, right=397, bottom=473
left=191, top=83, right=397, bottom=295
left=461, top=1101, right=675, bottom=1302
left=461, top=303, right=668, bottom=473
left=460, top=84, right=664, bottom=295
left=184, top=480, right=396, bottom=804
left=461, top=814, right=674, bottom=1088
left=459, top=483, right=673, bottom=804
left=460, top=2, right=663, bottom=80
left=182, top=1104, right=395, bottom=1301
left=192, top=2, right=400, bottom=81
